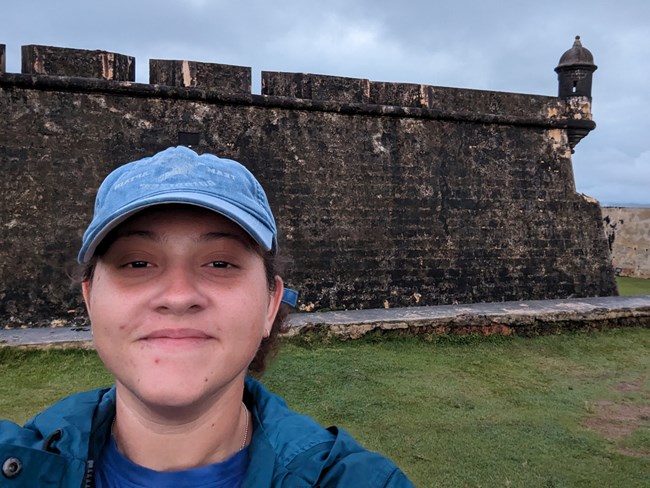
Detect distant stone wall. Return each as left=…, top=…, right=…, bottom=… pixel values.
left=602, top=207, right=650, bottom=278
left=0, top=45, right=617, bottom=326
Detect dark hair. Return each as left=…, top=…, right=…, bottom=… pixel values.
left=247, top=250, right=290, bottom=376
left=81, top=220, right=289, bottom=377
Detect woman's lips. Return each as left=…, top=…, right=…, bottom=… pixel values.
left=144, top=328, right=211, bottom=340
left=141, top=329, right=212, bottom=348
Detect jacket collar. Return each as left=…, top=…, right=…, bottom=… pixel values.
left=25, top=386, right=115, bottom=461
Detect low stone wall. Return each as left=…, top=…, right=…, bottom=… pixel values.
left=288, top=295, right=650, bottom=339
left=2, top=296, right=648, bottom=346
left=602, top=207, right=650, bottom=278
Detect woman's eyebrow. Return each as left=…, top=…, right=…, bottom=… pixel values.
left=113, top=230, right=157, bottom=241
left=202, top=232, right=251, bottom=247
left=201, top=232, right=247, bottom=243
left=110, top=230, right=253, bottom=248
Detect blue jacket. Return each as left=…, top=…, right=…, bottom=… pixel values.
left=0, top=378, right=414, bottom=487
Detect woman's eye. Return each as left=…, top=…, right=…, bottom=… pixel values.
left=127, top=260, right=150, bottom=268
left=208, top=261, right=232, bottom=268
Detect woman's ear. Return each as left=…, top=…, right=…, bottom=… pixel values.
left=81, top=280, right=92, bottom=314
left=266, top=276, right=284, bottom=325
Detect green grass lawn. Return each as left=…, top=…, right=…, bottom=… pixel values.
left=1, top=330, right=649, bottom=487
left=617, top=276, right=650, bottom=296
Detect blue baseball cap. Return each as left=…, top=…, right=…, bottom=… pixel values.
left=78, top=146, right=278, bottom=264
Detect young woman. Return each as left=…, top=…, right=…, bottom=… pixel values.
left=0, top=147, right=414, bottom=487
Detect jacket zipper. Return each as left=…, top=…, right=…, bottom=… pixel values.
left=82, top=459, right=95, bottom=488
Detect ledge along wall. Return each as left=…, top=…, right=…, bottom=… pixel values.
left=0, top=44, right=617, bottom=326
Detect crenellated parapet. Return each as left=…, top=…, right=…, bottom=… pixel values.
left=263, top=71, right=568, bottom=120
left=0, top=42, right=589, bottom=131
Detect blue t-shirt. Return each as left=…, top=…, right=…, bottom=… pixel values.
left=95, top=435, right=249, bottom=488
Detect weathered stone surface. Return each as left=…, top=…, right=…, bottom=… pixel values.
left=0, top=66, right=616, bottom=325
left=262, top=71, right=370, bottom=103
left=2, top=296, right=647, bottom=344
left=370, top=82, right=565, bottom=118
left=287, top=295, right=650, bottom=339
left=0, top=45, right=5, bottom=74
left=603, top=207, right=650, bottom=278
left=21, top=45, right=135, bottom=81
left=370, top=81, right=429, bottom=108
left=150, top=59, right=251, bottom=93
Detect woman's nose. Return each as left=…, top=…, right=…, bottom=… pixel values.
left=152, top=265, right=208, bottom=315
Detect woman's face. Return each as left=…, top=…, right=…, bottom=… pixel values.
left=82, top=206, right=283, bottom=413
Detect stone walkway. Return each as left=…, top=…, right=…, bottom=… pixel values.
left=2, top=295, right=649, bottom=346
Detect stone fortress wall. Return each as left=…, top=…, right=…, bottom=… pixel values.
left=602, top=207, right=650, bottom=278
left=0, top=41, right=617, bottom=326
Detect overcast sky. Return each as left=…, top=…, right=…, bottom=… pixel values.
left=3, top=0, right=649, bottom=206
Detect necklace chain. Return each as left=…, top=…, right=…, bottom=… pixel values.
left=240, top=401, right=249, bottom=451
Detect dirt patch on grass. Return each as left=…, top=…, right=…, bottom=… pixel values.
left=614, top=379, right=644, bottom=394
left=585, top=401, right=650, bottom=439
left=583, top=381, right=650, bottom=459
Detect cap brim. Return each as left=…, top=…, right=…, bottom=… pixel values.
left=78, top=192, right=276, bottom=263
